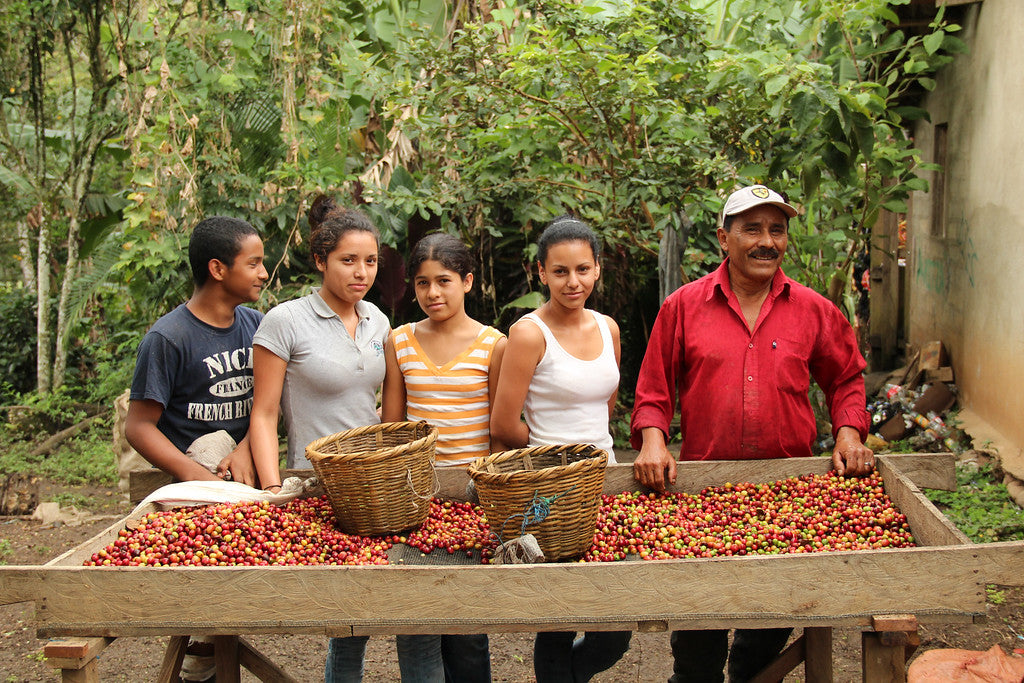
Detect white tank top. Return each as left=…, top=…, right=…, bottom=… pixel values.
left=518, top=310, right=618, bottom=462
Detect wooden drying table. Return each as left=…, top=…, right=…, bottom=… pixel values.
left=2, top=454, right=1023, bottom=682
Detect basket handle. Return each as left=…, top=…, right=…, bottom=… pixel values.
left=406, top=466, right=440, bottom=501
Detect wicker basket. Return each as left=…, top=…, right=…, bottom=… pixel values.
left=468, top=444, right=607, bottom=561
left=305, top=421, right=438, bottom=536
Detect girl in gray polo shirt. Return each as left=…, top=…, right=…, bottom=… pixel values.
left=249, top=207, right=442, bottom=682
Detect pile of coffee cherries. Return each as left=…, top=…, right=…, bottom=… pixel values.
left=85, top=472, right=913, bottom=567
left=84, top=497, right=494, bottom=567
left=584, top=471, right=914, bottom=562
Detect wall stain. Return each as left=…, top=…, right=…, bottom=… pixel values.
left=914, top=214, right=977, bottom=295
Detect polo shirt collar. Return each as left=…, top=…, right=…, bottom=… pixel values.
left=310, top=287, right=371, bottom=321
left=709, top=258, right=792, bottom=302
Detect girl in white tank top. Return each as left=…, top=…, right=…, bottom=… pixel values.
left=490, top=216, right=621, bottom=461
left=490, top=215, right=631, bottom=682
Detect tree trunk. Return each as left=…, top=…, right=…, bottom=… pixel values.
left=15, top=217, right=36, bottom=289
left=52, top=210, right=82, bottom=390
left=52, top=0, right=113, bottom=390
left=35, top=214, right=53, bottom=393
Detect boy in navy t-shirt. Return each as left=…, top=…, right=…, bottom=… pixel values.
left=126, top=216, right=269, bottom=486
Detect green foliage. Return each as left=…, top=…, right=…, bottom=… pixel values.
left=0, top=539, right=11, bottom=566
left=0, top=285, right=37, bottom=402
left=48, top=491, right=98, bottom=508
left=689, top=0, right=966, bottom=297
left=926, top=464, right=1024, bottom=543
left=0, top=0, right=968, bottom=401
left=986, top=584, right=1006, bottom=605
left=0, top=419, right=117, bottom=486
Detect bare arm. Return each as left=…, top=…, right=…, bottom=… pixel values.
left=606, top=315, right=621, bottom=418
left=489, top=321, right=544, bottom=449
left=487, top=335, right=509, bottom=453
left=381, top=333, right=407, bottom=423
left=249, top=345, right=287, bottom=490
left=125, top=400, right=220, bottom=483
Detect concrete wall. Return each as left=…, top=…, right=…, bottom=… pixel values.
left=906, top=0, right=1024, bottom=471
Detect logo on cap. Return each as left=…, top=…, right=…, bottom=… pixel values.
left=751, top=186, right=770, bottom=199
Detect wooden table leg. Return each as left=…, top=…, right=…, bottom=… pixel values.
left=238, top=636, right=300, bottom=682
left=44, top=637, right=114, bottom=683
left=863, top=631, right=906, bottom=682
left=862, top=614, right=920, bottom=683
left=214, top=634, right=242, bottom=683
left=156, top=635, right=189, bottom=683
left=804, top=626, right=833, bottom=682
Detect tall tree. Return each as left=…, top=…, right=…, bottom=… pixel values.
left=2, top=0, right=131, bottom=391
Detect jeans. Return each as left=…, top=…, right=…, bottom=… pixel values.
left=442, top=633, right=491, bottom=683
left=325, top=636, right=369, bottom=683
left=325, top=634, right=444, bottom=682
left=398, top=634, right=445, bottom=682
left=534, top=630, right=632, bottom=682
left=668, top=628, right=793, bottom=683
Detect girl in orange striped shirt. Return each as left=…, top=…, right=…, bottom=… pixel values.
left=382, top=233, right=506, bottom=680
left=383, top=233, right=507, bottom=465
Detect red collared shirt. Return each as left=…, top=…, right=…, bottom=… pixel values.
left=630, top=261, right=869, bottom=460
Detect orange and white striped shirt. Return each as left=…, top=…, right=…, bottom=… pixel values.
left=391, top=323, right=505, bottom=466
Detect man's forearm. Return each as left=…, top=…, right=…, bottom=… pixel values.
left=127, top=422, right=218, bottom=482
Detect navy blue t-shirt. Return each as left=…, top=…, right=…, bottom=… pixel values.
left=130, top=304, right=263, bottom=453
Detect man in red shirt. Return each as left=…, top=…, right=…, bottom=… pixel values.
left=630, top=184, right=873, bottom=682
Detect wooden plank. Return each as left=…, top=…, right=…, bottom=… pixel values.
left=876, top=453, right=955, bottom=491
left=862, top=631, right=906, bottom=683
left=925, top=367, right=954, bottom=383
left=872, top=614, right=918, bottom=632
left=749, top=634, right=805, bottom=683
left=43, top=636, right=112, bottom=661
left=59, top=662, right=99, bottom=683
left=869, top=197, right=900, bottom=370
left=44, top=507, right=151, bottom=569
left=130, top=456, right=955, bottom=503
left=0, top=568, right=44, bottom=606
left=237, top=636, right=299, bottom=682
left=214, top=635, right=241, bottom=683
left=803, top=627, right=833, bottom=682
left=877, top=458, right=970, bottom=546
left=43, top=637, right=113, bottom=669
left=156, top=635, right=188, bottom=683
left=8, top=543, right=1023, bottom=637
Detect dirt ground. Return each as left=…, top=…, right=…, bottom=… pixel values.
left=2, top=480, right=1024, bottom=682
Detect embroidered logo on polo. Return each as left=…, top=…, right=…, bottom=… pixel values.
left=751, top=186, right=770, bottom=198
left=372, top=339, right=384, bottom=356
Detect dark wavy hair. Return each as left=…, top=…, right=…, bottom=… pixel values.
left=310, top=209, right=380, bottom=266
left=307, top=194, right=343, bottom=234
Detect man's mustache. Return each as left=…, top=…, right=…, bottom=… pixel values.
left=749, top=248, right=779, bottom=259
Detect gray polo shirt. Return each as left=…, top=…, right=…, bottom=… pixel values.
left=253, top=289, right=390, bottom=468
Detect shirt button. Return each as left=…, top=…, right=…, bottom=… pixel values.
left=748, top=343, right=754, bottom=349
left=747, top=376, right=753, bottom=382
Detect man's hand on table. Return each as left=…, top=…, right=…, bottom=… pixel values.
left=832, top=426, right=874, bottom=477
left=633, top=427, right=678, bottom=492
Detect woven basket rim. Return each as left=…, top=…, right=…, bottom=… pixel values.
left=468, top=443, right=607, bottom=484
left=305, top=420, right=437, bottom=465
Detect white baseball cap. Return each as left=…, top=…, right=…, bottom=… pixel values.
left=721, top=185, right=798, bottom=221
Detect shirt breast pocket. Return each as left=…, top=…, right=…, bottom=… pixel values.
left=772, top=336, right=812, bottom=396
